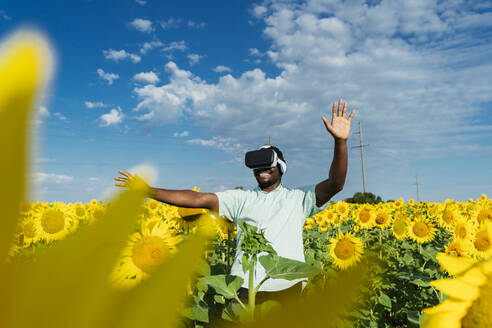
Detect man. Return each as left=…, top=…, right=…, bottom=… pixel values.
left=115, top=98, right=355, bottom=303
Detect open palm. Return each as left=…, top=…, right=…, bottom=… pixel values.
left=322, top=99, right=355, bottom=140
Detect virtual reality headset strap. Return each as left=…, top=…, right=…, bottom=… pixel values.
left=259, top=145, right=287, bottom=174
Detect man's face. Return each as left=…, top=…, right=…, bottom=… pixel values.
left=253, top=165, right=281, bottom=189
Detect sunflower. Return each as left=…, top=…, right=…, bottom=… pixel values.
left=470, top=222, right=492, bottom=260
left=215, top=217, right=237, bottom=239
left=391, top=212, right=409, bottom=241
left=408, top=198, right=415, bottom=206
left=33, top=203, right=73, bottom=243
left=112, top=220, right=180, bottom=288
left=19, top=201, right=32, bottom=215
left=355, top=206, right=375, bottom=229
left=335, top=201, right=348, bottom=219
left=439, top=205, right=460, bottom=230
left=304, top=217, right=316, bottom=230
left=422, top=254, right=492, bottom=328
left=394, top=198, right=404, bottom=208
left=72, top=202, right=90, bottom=221
left=408, top=215, right=436, bottom=244
left=476, top=204, right=492, bottom=225
left=19, top=217, right=40, bottom=246
left=453, top=220, right=474, bottom=241
left=374, top=209, right=391, bottom=229
left=329, top=231, right=364, bottom=270
left=444, top=240, right=470, bottom=258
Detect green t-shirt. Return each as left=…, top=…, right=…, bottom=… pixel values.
left=215, top=183, right=329, bottom=292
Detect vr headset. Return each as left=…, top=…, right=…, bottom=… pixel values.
left=244, top=146, right=287, bottom=174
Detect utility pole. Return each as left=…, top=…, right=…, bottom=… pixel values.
left=414, top=175, right=420, bottom=203
left=268, top=136, right=271, bottom=145
left=352, top=122, right=369, bottom=193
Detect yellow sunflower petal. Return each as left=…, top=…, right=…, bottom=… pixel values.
left=436, top=253, right=476, bottom=275
left=422, top=298, right=471, bottom=316
left=421, top=311, right=464, bottom=328
left=430, top=278, right=479, bottom=301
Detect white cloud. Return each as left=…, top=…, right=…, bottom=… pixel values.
left=162, top=41, right=187, bottom=52
left=253, top=5, right=268, bottom=18
left=160, top=18, right=206, bottom=30
left=135, top=0, right=146, bottom=5
left=85, top=101, right=107, bottom=109
left=160, top=18, right=182, bottom=29
left=249, top=48, right=264, bottom=56
left=213, top=65, right=232, bottom=73
left=35, top=172, right=74, bottom=184
left=103, top=49, right=141, bottom=63
left=97, top=68, right=119, bottom=85
left=129, top=18, right=153, bottom=33
left=140, top=41, right=164, bottom=54
left=133, top=71, right=160, bottom=84
left=132, top=1, right=492, bottom=200
left=38, top=106, right=50, bottom=118
left=187, top=53, right=203, bottom=66
left=187, top=20, right=206, bottom=29
left=100, top=107, right=125, bottom=126
left=173, top=131, right=189, bottom=137
left=54, top=112, right=68, bottom=122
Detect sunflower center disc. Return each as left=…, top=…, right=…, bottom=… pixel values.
left=132, top=235, right=168, bottom=273
left=41, top=209, right=65, bottom=234
left=334, top=239, right=355, bottom=260
left=413, top=222, right=429, bottom=238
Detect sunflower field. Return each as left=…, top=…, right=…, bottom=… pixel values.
left=2, top=30, right=492, bottom=328
left=8, top=194, right=492, bottom=327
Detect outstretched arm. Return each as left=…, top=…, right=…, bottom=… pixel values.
left=114, top=170, right=219, bottom=211
left=315, top=99, right=355, bottom=207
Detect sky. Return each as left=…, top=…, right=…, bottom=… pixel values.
left=1, top=0, right=492, bottom=203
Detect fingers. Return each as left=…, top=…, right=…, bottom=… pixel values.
left=115, top=170, right=134, bottom=187
left=338, top=98, right=343, bottom=116
left=348, top=109, right=356, bottom=122
left=118, top=170, right=133, bottom=179
left=322, top=116, right=334, bottom=134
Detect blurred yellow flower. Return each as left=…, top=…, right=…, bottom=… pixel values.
left=422, top=254, right=492, bottom=328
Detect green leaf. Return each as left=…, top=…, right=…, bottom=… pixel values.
left=181, top=304, right=209, bottom=323
left=242, top=254, right=252, bottom=273
left=259, top=254, right=321, bottom=280
left=214, top=294, right=226, bottom=304
left=222, top=302, right=243, bottom=322
left=402, top=253, right=414, bottom=266
left=410, top=278, right=429, bottom=287
left=378, top=293, right=391, bottom=308
left=407, top=310, right=422, bottom=325
left=200, top=274, right=244, bottom=299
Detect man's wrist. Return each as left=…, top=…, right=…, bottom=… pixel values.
left=334, top=138, right=347, bottom=145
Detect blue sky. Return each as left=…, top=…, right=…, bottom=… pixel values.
left=1, top=0, right=492, bottom=203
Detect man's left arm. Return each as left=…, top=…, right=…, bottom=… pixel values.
left=315, top=99, right=355, bottom=207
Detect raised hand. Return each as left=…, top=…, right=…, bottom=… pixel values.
left=322, top=98, right=356, bottom=141
left=114, top=170, right=135, bottom=188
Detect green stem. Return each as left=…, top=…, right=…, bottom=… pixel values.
left=234, top=295, right=247, bottom=309
left=253, top=276, right=270, bottom=295
left=248, top=262, right=255, bottom=315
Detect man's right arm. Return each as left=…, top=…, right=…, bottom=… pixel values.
left=114, top=170, right=219, bottom=211
left=149, top=188, right=219, bottom=212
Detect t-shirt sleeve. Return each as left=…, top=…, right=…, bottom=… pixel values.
left=215, top=189, right=245, bottom=223
left=300, top=184, right=331, bottom=218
